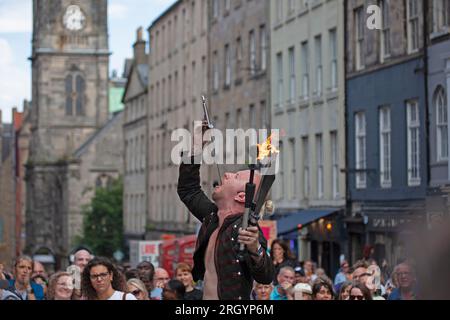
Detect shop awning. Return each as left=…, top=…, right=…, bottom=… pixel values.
left=277, top=209, right=340, bottom=236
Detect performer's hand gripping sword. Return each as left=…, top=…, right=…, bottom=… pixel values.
left=201, top=96, right=222, bottom=185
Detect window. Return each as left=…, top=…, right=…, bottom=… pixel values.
left=355, top=7, right=365, bottom=70
left=192, top=61, right=196, bottom=97
left=249, top=30, right=256, bottom=75
left=301, top=41, right=309, bottom=99
left=316, top=134, right=323, bottom=198
left=435, top=87, right=448, bottom=161
left=191, top=1, right=196, bottom=38
left=141, top=135, right=146, bottom=171
left=329, top=29, right=338, bottom=91
left=379, top=0, right=391, bottom=61
left=237, top=108, right=242, bottom=128
left=213, top=51, right=219, bottom=91
left=314, top=35, right=322, bottom=96
left=379, top=106, right=392, bottom=188
left=182, top=9, right=187, bottom=43
left=260, top=25, right=267, bottom=72
left=331, top=131, right=339, bottom=198
left=355, top=112, right=367, bottom=189
left=288, top=47, right=296, bottom=104
left=225, top=44, right=231, bottom=86
left=277, top=0, right=283, bottom=23
left=65, top=73, right=85, bottom=116
left=224, top=0, right=231, bottom=12
left=407, top=100, right=421, bottom=186
left=288, top=0, right=295, bottom=15
left=249, top=104, right=255, bottom=129
left=407, top=0, right=420, bottom=53
left=433, top=0, right=450, bottom=32
left=182, top=66, right=187, bottom=103
left=302, top=136, right=310, bottom=198
left=289, top=139, right=296, bottom=200
left=278, top=142, right=284, bottom=200
left=213, top=0, right=219, bottom=19
left=235, top=37, right=242, bottom=79
left=276, top=53, right=284, bottom=107
left=260, top=100, right=267, bottom=130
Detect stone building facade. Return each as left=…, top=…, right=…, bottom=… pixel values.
left=345, top=0, right=427, bottom=265
left=208, top=0, right=271, bottom=175
left=26, top=0, right=113, bottom=267
left=426, top=0, right=450, bottom=221
left=123, top=28, right=149, bottom=244
left=147, top=0, right=208, bottom=238
left=0, top=113, right=15, bottom=267
left=270, top=0, right=346, bottom=275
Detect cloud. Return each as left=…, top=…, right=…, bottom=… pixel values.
left=0, top=0, right=32, bottom=33
left=0, top=38, right=30, bottom=122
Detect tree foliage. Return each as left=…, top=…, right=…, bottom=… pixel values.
left=79, top=177, right=123, bottom=258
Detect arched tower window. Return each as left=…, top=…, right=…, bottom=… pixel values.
left=65, top=73, right=85, bottom=116
left=435, top=86, right=448, bottom=161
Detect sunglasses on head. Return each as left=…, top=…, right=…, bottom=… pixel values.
left=349, top=295, right=364, bottom=301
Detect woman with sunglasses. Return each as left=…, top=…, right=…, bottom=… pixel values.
left=127, top=278, right=149, bottom=300
left=81, top=257, right=137, bottom=300
left=348, top=282, right=373, bottom=301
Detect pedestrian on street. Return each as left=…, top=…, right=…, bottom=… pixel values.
left=127, top=278, right=149, bottom=300
left=2, top=256, right=44, bottom=300
left=270, top=266, right=295, bottom=300
left=175, top=262, right=203, bottom=300
left=348, top=282, right=373, bottom=300
left=253, top=282, right=273, bottom=300
left=162, top=279, right=185, bottom=300
left=352, top=260, right=370, bottom=287
left=81, top=257, right=136, bottom=300
left=312, top=277, right=334, bottom=300
left=334, top=260, right=350, bottom=286
left=388, top=262, right=418, bottom=300
left=270, top=239, right=298, bottom=284
left=46, top=272, right=74, bottom=300
left=337, top=281, right=352, bottom=300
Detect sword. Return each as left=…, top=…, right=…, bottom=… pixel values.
left=201, top=95, right=222, bottom=185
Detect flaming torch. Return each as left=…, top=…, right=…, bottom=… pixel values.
left=239, top=132, right=280, bottom=258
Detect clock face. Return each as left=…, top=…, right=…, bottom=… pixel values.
left=63, top=5, right=86, bottom=31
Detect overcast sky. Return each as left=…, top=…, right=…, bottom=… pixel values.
left=0, top=0, right=177, bottom=123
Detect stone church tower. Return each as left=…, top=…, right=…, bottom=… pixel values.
left=26, top=0, right=109, bottom=267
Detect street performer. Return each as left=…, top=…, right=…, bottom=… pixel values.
left=177, top=121, right=274, bottom=300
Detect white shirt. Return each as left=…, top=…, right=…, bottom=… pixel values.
left=107, top=290, right=137, bottom=300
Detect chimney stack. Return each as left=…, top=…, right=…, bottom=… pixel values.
left=133, top=26, right=147, bottom=65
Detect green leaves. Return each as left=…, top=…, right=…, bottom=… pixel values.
left=79, top=177, right=124, bottom=258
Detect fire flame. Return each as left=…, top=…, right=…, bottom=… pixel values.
left=257, top=133, right=280, bottom=161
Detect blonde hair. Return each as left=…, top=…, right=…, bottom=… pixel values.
left=47, top=272, right=74, bottom=300
left=127, top=278, right=148, bottom=297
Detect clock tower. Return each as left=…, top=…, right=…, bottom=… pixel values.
left=26, top=0, right=109, bottom=266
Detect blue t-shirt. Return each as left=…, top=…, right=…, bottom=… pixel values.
left=270, top=285, right=287, bottom=300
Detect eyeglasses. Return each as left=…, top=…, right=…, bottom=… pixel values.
left=349, top=295, right=365, bottom=301
left=353, top=273, right=370, bottom=280
left=90, top=272, right=110, bottom=280
left=131, top=289, right=141, bottom=296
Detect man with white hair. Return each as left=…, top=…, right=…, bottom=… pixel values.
left=74, top=249, right=92, bottom=273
